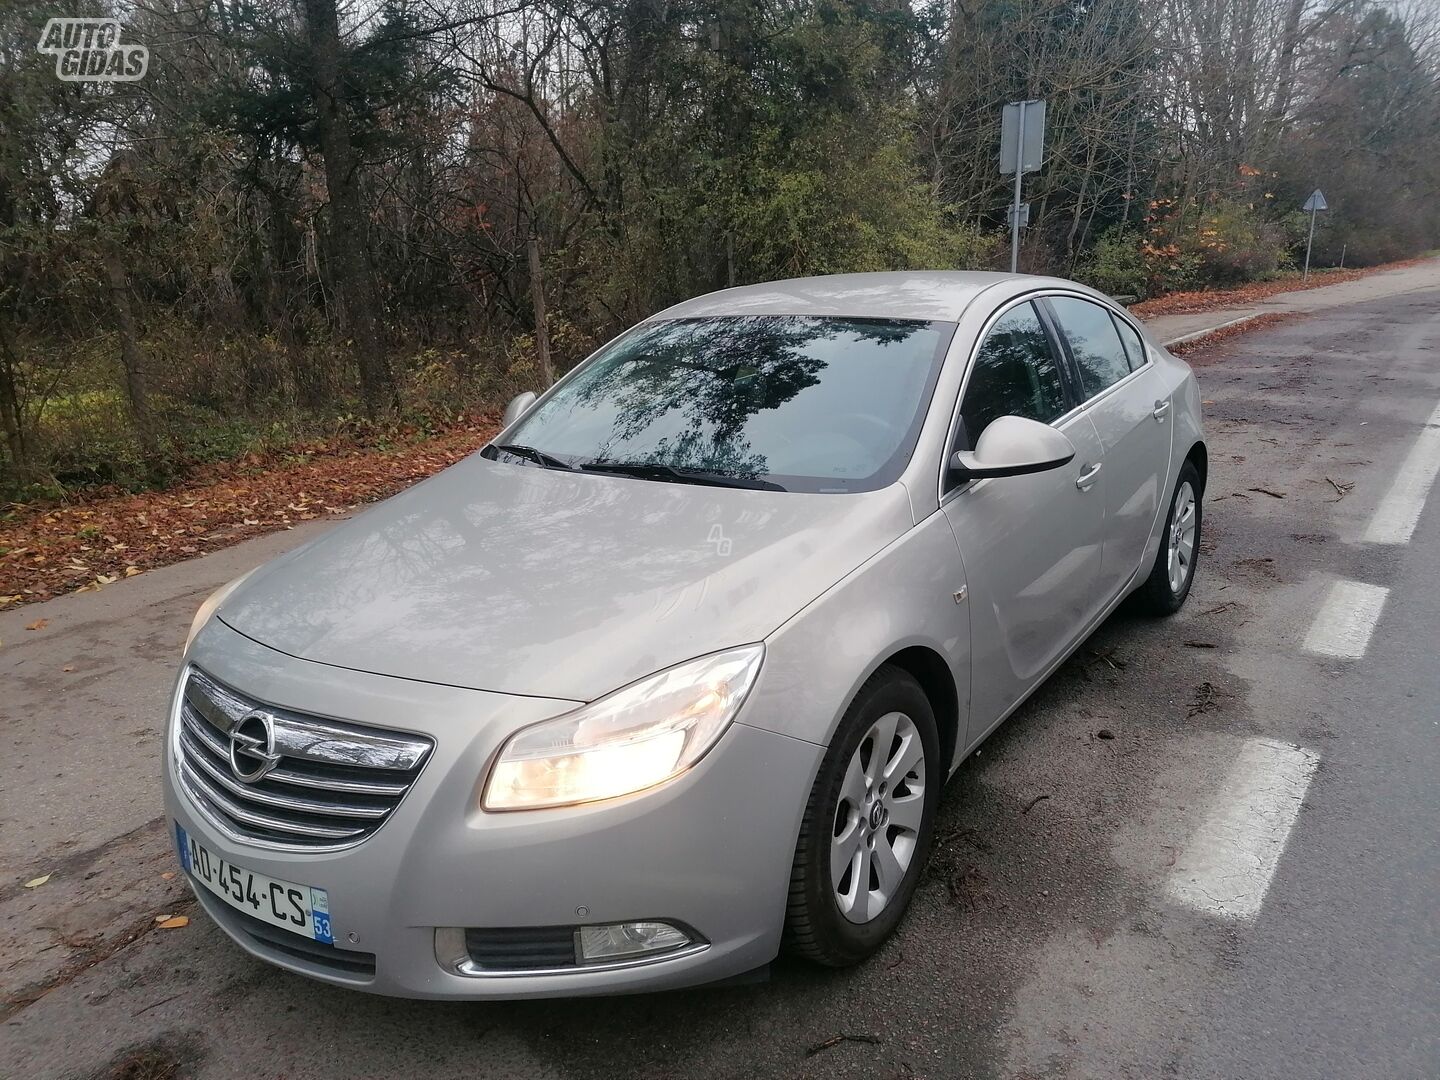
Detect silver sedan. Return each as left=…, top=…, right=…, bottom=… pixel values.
left=164, top=271, right=1205, bottom=997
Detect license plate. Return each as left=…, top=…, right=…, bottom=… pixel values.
left=175, top=822, right=332, bottom=944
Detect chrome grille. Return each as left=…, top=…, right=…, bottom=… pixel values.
left=175, top=667, right=432, bottom=851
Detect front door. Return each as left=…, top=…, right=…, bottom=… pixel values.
left=941, top=300, right=1108, bottom=747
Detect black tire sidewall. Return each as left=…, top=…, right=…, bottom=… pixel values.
left=793, top=668, right=942, bottom=964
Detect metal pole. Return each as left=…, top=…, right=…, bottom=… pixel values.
left=1010, top=101, right=1026, bottom=274
left=1303, top=205, right=1317, bottom=282
left=1340, top=244, right=1346, bottom=269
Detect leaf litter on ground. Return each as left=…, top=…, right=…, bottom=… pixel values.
left=0, top=418, right=498, bottom=608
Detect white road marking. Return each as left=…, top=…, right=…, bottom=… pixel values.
left=1362, top=398, right=1440, bottom=545
left=1167, top=738, right=1320, bottom=920
left=1301, top=579, right=1389, bottom=659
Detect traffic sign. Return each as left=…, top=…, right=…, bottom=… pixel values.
left=1001, top=100, right=1046, bottom=271
left=1000, top=100, right=1046, bottom=176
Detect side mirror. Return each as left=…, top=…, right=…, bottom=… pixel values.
left=502, top=391, right=538, bottom=427
left=950, top=415, right=1075, bottom=482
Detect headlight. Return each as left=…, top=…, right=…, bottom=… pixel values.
left=482, top=644, right=764, bottom=811
left=184, top=568, right=256, bottom=654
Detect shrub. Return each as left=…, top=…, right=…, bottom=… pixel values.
left=1076, top=228, right=1148, bottom=298
left=1185, top=201, right=1296, bottom=284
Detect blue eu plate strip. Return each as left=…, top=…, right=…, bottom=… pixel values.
left=310, top=887, right=333, bottom=944
left=175, top=822, right=192, bottom=873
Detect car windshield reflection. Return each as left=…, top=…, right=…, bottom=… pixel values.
left=487, top=315, right=955, bottom=493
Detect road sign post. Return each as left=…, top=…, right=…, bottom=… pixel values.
left=1302, top=189, right=1328, bottom=282
left=1000, top=100, right=1045, bottom=273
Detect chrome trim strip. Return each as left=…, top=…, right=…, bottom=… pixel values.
left=179, top=728, right=390, bottom=819
left=179, top=761, right=367, bottom=840
left=185, top=669, right=432, bottom=772
left=182, top=704, right=408, bottom=797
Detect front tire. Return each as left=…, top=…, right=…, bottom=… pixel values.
left=1135, top=460, right=1202, bottom=615
left=783, top=666, right=941, bottom=966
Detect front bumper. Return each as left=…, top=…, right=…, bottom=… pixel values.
left=163, top=620, right=823, bottom=999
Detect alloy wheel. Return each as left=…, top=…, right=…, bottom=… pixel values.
left=1168, top=481, right=1198, bottom=595
left=830, top=711, right=927, bottom=923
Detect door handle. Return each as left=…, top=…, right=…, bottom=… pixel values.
left=1075, top=462, right=1102, bottom=490
left=1152, top=400, right=1172, bottom=421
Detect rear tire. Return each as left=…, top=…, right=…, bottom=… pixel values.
left=1134, top=460, right=1202, bottom=616
left=783, top=666, right=941, bottom=967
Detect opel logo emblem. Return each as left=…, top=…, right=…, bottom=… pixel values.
left=229, top=711, right=281, bottom=783
left=869, top=801, right=888, bottom=831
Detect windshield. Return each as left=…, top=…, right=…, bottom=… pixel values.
left=492, top=316, right=954, bottom=493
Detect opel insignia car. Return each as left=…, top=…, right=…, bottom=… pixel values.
left=164, top=271, right=1205, bottom=998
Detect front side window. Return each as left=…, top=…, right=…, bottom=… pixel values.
left=1048, top=296, right=1131, bottom=398
left=958, top=302, right=1067, bottom=449
left=495, top=316, right=953, bottom=493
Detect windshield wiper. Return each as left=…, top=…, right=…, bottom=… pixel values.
left=490, top=443, right=576, bottom=471
left=578, top=461, right=783, bottom=491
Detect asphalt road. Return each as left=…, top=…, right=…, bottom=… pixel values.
left=2, top=281, right=1439, bottom=1079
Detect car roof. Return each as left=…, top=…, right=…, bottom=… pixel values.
left=649, top=271, right=1090, bottom=323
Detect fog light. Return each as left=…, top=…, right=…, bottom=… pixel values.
left=577, top=921, right=692, bottom=963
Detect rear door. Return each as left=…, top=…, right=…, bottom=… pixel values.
left=941, top=299, right=1108, bottom=746
left=1042, top=296, right=1173, bottom=602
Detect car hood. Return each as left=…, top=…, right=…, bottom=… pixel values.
left=218, top=454, right=913, bottom=701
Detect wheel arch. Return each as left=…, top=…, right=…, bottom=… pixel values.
left=1184, top=439, right=1208, bottom=492
left=878, top=645, right=961, bottom=773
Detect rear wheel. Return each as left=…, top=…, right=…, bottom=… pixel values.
left=783, top=666, right=941, bottom=966
left=1134, top=460, right=1202, bottom=615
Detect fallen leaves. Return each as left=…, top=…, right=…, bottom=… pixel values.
left=1131, top=256, right=1426, bottom=319
left=23, top=874, right=51, bottom=888
left=1168, top=313, right=1300, bottom=357
left=25, top=618, right=48, bottom=631
left=0, top=417, right=499, bottom=609
left=154, top=915, right=190, bottom=929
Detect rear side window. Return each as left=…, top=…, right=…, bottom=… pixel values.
left=1048, top=296, right=1131, bottom=399
left=958, top=302, right=1067, bottom=448
left=1112, top=316, right=1147, bottom=372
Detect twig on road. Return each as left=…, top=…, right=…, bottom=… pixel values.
left=1089, top=647, right=1126, bottom=671
left=1023, top=794, right=1051, bottom=814
left=806, top=1033, right=882, bottom=1056
left=1249, top=487, right=1286, bottom=499
left=132, top=992, right=183, bottom=1017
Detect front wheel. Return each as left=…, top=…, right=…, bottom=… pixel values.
left=783, top=666, right=941, bottom=966
left=1134, top=460, right=1202, bottom=615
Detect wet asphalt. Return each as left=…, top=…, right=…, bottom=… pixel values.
left=1, top=287, right=1438, bottom=1079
